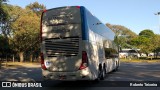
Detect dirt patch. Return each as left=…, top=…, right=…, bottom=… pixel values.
left=1, top=62, right=41, bottom=69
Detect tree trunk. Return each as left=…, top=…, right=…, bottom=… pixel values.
left=19, top=52, right=24, bottom=62
left=12, top=54, right=15, bottom=62
left=30, top=54, right=33, bottom=62
left=0, top=58, right=1, bottom=69
left=156, top=52, right=158, bottom=58
left=5, top=55, right=8, bottom=66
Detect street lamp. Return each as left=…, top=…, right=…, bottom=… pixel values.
left=155, top=12, right=160, bottom=34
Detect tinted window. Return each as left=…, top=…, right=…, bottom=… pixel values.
left=104, top=48, right=118, bottom=59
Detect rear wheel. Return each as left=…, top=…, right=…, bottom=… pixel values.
left=99, top=65, right=105, bottom=80
left=100, top=67, right=105, bottom=80
left=103, top=64, right=107, bottom=75
left=95, top=64, right=105, bottom=81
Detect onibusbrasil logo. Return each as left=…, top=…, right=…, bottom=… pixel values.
left=1, top=82, right=42, bottom=87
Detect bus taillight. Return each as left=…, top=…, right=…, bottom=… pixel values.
left=79, top=51, right=88, bottom=70
left=76, top=6, right=81, bottom=8
left=43, top=9, right=47, bottom=12
left=40, top=53, right=47, bottom=70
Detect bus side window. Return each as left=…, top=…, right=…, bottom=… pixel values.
left=104, top=48, right=118, bottom=59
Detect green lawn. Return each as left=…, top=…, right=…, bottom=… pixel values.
left=120, top=58, right=160, bottom=63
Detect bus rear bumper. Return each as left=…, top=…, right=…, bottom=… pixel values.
left=42, top=67, right=94, bottom=81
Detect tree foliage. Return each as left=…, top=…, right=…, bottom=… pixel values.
left=0, top=35, right=12, bottom=58
left=106, top=23, right=137, bottom=48
left=130, top=29, right=160, bottom=55
left=26, top=1, right=46, bottom=16
left=0, top=0, right=13, bottom=60
left=107, top=23, right=160, bottom=57
left=130, top=36, right=152, bottom=54
left=106, top=23, right=137, bottom=38
left=0, top=0, right=8, bottom=21
left=139, top=29, right=154, bottom=38
left=0, top=0, right=10, bottom=39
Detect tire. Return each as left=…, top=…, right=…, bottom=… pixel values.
left=113, top=62, right=118, bottom=72
left=94, top=70, right=100, bottom=82
left=95, top=65, right=105, bottom=81
left=115, top=61, right=119, bottom=71
left=103, top=64, right=107, bottom=75
left=101, top=68, right=106, bottom=80
left=99, top=67, right=105, bottom=80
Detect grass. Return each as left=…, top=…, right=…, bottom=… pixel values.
left=120, top=58, right=160, bottom=63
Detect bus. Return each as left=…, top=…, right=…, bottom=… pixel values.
left=40, top=6, right=120, bottom=81
left=119, top=49, right=140, bottom=59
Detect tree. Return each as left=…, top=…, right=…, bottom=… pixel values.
left=130, top=29, right=156, bottom=56
left=0, top=2, right=44, bottom=62
left=11, top=7, right=40, bottom=62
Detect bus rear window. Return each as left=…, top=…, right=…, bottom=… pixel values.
left=41, top=6, right=82, bottom=38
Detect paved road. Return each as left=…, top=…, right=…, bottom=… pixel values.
left=0, top=63, right=42, bottom=82
left=106, top=62, right=160, bottom=81
left=1, top=62, right=160, bottom=81
left=0, top=62, right=160, bottom=90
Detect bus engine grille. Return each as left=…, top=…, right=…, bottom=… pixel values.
left=44, top=37, right=79, bottom=57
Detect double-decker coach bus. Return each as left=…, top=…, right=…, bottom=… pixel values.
left=40, top=6, right=120, bottom=80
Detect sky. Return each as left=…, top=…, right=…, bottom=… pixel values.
left=7, top=0, right=160, bottom=34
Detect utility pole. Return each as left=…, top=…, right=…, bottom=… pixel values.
left=155, top=12, right=160, bottom=34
